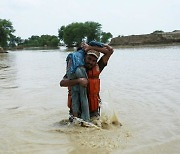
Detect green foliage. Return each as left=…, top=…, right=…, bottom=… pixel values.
left=0, top=19, right=15, bottom=48
left=58, top=21, right=112, bottom=47
left=58, top=25, right=65, bottom=41
left=1, top=19, right=112, bottom=49
left=0, top=18, right=60, bottom=48
left=8, top=34, right=16, bottom=47
left=84, top=21, right=102, bottom=42
left=101, top=32, right=113, bottom=43
left=152, top=30, right=164, bottom=34
left=62, top=22, right=87, bottom=47
left=23, top=35, right=59, bottom=47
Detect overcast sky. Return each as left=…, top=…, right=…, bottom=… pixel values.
left=1, top=0, right=179, bottom=39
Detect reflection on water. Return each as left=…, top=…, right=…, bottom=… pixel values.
left=0, top=46, right=180, bottom=154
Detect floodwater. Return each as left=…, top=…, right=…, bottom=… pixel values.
left=0, top=46, right=180, bottom=154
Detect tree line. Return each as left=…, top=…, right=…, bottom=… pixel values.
left=58, top=22, right=112, bottom=47
left=0, top=19, right=113, bottom=49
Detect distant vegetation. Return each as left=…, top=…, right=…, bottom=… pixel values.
left=23, top=35, right=59, bottom=48
left=110, top=30, right=180, bottom=46
left=151, top=30, right=164, bottom=34
left=0, top=19, right=60, bottom=49
left=58, top=21, right=113, bottom=47
left=0, top=19, right=113, bottom=49
left=0, top=19, right=17, bottom=48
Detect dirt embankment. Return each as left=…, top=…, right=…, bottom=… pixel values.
left=109, top=31, right=180, bottom=47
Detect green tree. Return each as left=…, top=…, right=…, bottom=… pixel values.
left=63, top=22, right=86, bottom=47
left=22, top=35, right=59, bottom=47
left=24, top=35, right=40, bottom=47
left=152, top=30, right=164, bottom=34
left=58, top=21, right=103, bottom=47
left=15, top=36, right=23, bottom=46
left=49, top=36, right=60, bottom=47
left=0, top=19, right=15, bottom=48
left=8, top=34, right=16, bottom=47
left=58, top=25, right=65, bottom=41
left=101, top=32, right=113, bottom=43
left=84, top=21, right=102, bottom=42
left=63, top=26, right=75, bottom=47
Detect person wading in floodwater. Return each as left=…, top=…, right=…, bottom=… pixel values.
left=60, top=41, right=114, bottom=122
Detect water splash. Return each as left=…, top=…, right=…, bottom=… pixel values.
left=98, top=101, right=122, bottom=129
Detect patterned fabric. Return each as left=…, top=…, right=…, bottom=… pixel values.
left=66, top=41, right=104, bottom=75
left=88, top=41, right=104, bottom=47
left=66, top=49, right=85, bottom=74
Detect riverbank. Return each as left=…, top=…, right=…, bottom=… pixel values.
left=109, top=31, right=180, bottom=47
left=111, top=42, right=180, bottom=49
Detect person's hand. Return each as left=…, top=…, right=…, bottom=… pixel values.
left=81, top=42, right=86, bottom=47
left=78, top=78, right=88, bottom=87
left=81, top=43, right=91, bottom=52
left=104, top=44, right=113, bottom=52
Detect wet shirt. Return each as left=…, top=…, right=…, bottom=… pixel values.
left=63, top=56, right=107, bottom=79
left=66, top=50, right=85, bottom=74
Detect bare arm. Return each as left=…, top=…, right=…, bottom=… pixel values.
left=60, top=77, right=88, bottom=87
left=60, top=56, right=88, bottom=87
left=82, top=43, right=114, bottom=64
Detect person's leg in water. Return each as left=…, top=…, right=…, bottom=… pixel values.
left=68, top=66, right=90, bottom=122
left=67, top=73, right=80, bottom=118
left=75, top=67, right=90, bottom=121
left=66, top=58, right=80, bottom=119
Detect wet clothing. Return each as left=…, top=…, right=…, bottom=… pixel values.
left=68, top=64, right=101, bottom=120
left=88, top=41, right=104, bottom=47
left=65, top=56, right=107, bottom=119
left=65, top=41, right=106, bottom=121
left=66, top=41, right=104, bottom=75
left=66, top=50, right=85, bottom=75
left=68, top=66, right=90, bottom=121
left=66, top=50, right=90, bottom=121
left=87, top=64, right=100, bottom=112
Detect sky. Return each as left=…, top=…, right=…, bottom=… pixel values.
left=0, top=0, right=179, bottom=39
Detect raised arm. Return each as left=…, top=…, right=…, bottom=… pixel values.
left=82, top=43, right=114, bottom=64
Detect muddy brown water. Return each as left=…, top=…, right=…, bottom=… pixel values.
left=0, top=46, right=180, bottom=154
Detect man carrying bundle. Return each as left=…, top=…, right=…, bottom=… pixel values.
left=60, top=41, right=113, bottom=122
